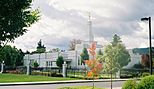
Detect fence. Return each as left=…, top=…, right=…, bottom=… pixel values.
left=3, top=66, right=153, bottom=78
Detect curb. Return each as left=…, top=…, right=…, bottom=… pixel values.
left=0, top=79, right=136, bottom=86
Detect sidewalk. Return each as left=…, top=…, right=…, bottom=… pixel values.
left=0, top=79, right=130, bottom=86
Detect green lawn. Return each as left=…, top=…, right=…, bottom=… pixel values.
left=58, top=86, right=105, bottom=89
left=0, top=73, right=78, bottom=83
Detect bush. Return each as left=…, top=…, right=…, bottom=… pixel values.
left=142, top=72, right=150, bottom=77
left=33, top=61, right=39, bottom=68
left=122, top=80, right=137, bottom=89
left=31, top=71, right=63, bottom=77
left=120, top=74, right=133, bottom=78
left=51, top=72, right=63, bottom=77
left=137, top=75, right=154, bottom=89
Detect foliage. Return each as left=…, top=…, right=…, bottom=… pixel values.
left=142, top=72, right=150, bottom=77
left=31, top=71, right=63, bottom=77
left=132, top=63, right=144, bottom=69
left=56, top=56, right=64, bottom=68
left=85, top=42, right=103, bottom=89
left=97, top=49, right=103, bottom=55
left=122, top=80, right=137, bottom=89
left=137, top=75, right=154, bottom=89
left=50, top=72, right=63, bottom=77
left=36, top=39, right=46, bottom=53
left=33, top=61, right=39, bottom=68
left=0, top=45, right=24, bottom=68
left=141, top=54, right=150, bottom=68
left=50, top=48, right=60, bottom=53
left=85, top=59, right=103, bottom=78
left=111, top=34, right=122, bottom=46
left=0, top=0, right=40, bottom=46
left=69, top=39, right=81, bottom=50
left=80, top=48, right=89, bottom=65
left=96, top=49, right=103, bottom=62
left=103, top=34, right=130, bottom=73
left=32, top=40, right=46, bottom=53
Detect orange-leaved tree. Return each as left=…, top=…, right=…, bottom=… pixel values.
left=85, top=42, right=103, bottom=88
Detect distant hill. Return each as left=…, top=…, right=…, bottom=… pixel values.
left=132, top=47, right=154, bottom=55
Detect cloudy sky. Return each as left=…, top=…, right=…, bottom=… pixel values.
left=11, top=0, right=154, bottom=52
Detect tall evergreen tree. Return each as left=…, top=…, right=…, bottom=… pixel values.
left=31, top=39, right=46, bottom=54
left=56, top=56, right=64, bottom=68
left=80, top=48, right=89, bottom=65
left=36, top=39, right=46, bottom=53
left=111, top=34, right=122, bottom=46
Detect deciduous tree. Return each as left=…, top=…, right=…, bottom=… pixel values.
left=0, top=45, right=24, bottom=68
left=141, top=54, right=150, bottom=68
left=0, top=0, right=40, bottom=47
left=85, top=42, right=103, bottom=89
left=69, top=39, right=81, bottom=50
left=103, top=34, right=130, bottom=74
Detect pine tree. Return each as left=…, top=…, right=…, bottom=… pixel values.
left=80, top=48, right=89, bottom=65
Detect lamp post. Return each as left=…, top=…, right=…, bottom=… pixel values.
left=1, top=61, right=4, bottom=73
left=141, top=17, right=153, bottom=75
left=62, top=53, right=68, bottom=77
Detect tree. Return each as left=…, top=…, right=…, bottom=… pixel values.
left=16, top=49, right=24, bottom=66
left=80, top=48, right=89, bottom=65
left=0, top=45, right=24, bottom=68
left=97, top=49, right=103, bottom=55
left=33, top=61, right=39, bottom=68
left=25, top=50, right=30, bottom=54
left=0, top=0, right=40, bottom=46
left=85, top=42, right=103, bottom=89
left=103, top=34, right=130, bottom=74
left=111, top=34, right=122, bottom=46
left=56, top=56, right=64, bottom=68
left=50, top=48, right=60, bottom=53
left=36, top=39, right=46, bottom=53
left=69, top=39, right=81, bottom=50
left=32, top=40, right=46, bottom=53
left=141, top=54, right=150, bottom=68
left=132, top=63, right=143, bottom=69
left=96, top=49, right=103, bottom=62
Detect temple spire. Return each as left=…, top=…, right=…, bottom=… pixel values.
left=88, top=12, right=94, bottom=43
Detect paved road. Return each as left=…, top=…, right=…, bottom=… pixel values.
left=0, top=81, right=124, bottom=89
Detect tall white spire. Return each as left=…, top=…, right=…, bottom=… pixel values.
left=88, top=12, right=94, bottom=43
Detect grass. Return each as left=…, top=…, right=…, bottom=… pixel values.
left=58, top=86, right=106, bottom=89
left=0, top=73, right=78, bottom=83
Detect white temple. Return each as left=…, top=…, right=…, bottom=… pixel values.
left=23, top=13, right=141, bottom=69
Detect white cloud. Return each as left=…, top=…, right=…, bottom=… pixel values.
left=10, top=0, right=154, bottom=52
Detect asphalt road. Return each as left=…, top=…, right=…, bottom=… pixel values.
left=0, top=81, right=124, bottom=89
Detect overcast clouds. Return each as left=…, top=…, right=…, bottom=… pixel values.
left=10, top=0, right=154, bottom=52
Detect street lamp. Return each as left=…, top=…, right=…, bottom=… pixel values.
left=1, top=61, right=4, bottom=73
left=141, top=17, right=153, bottom=75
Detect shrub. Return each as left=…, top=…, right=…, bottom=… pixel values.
left=122, top=80, right=137, bottom=89
left=137, top=75, right=154, bottom=89
left=142, top=72, right=150, bottom=77
left=51, top=72, right=63, bottom=77
left=33, top=61, right=39, bottom=68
